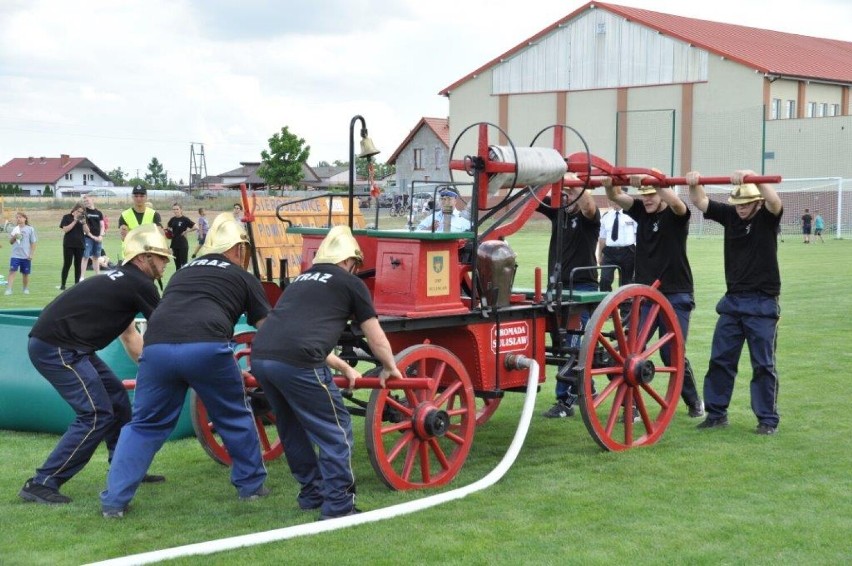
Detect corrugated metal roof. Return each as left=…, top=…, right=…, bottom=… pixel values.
left=440, top=1, right=852, bottom=95
left=386, top=117, right=450, bottom=164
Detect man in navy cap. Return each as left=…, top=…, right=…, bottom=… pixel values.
left=416, top=189, right=472, bottom=232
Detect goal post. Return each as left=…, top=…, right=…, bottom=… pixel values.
left=679, top=177, right=850, bottom=239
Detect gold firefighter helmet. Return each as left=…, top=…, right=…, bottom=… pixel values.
left=728, top=183, right=764, bottom=205
left=122, top=224, right=173, bottom=265
left=197, top=213, right=251, bottom=259
left=313, top=225, right=363, bottom=266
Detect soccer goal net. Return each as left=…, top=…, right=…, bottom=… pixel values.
left=681, top=177, right=850, bottom=239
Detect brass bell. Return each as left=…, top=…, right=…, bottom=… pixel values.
left=359, top=136, right=380, bottom=159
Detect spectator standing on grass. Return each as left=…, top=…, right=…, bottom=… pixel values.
left=537, top=179, right=600, bottom=419
left=18, top=224, right=170, bottom=506
left=5, top=212, right=37, bottom=296
left=250, top=226, right=402, bottom=520
left=191, top=207, right=209, bottom=258
left=597, top=195, right=636, bottom=292
left=686, top=170, right=783, bottom=435
left=813, top=210, right=825, bottom=242
left=601, top=174, right=704, bottom=420
left=58, top=203, right=86, bottom=290
left=118, top=186, right=162, bottom=260
left=80, top=195, right=105, bottom=281
left=166, top=203, right=195, bottom=270
left=101, top=214, right=271, bottom=518
left=801, top=208, right=812, bottom=243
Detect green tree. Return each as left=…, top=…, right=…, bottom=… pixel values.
left=258, top=126, right=310, bottom=194
left=107, top=167, right=127, bottom=186
left=144, top=157, right=168, bottom=188
left=316, top=160, right=330, bottom=168
left=43, top=184, right=53, bottom=197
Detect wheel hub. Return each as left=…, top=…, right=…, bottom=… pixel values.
left=624, top=355, right=656, bottom=386
left=414, top=405, right=450, bottom=438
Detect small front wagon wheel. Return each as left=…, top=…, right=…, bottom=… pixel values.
left=365, top=344, right=476, bottom=490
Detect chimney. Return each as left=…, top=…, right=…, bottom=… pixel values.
left=60, top=154, right=70, bottom=167
left=27, top=156, right=34, bottom=164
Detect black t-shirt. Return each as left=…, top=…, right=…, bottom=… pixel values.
left=143, top=254, right=270, bottom=344
left=167, top=215, right=195, bottom=242
left=704, top=200, right=782, bottom=296
left=83, top=207, right=104, bottom=237
left=252, top=263, right=377, bottom=367
left=60, top=213, right=85, bottom=249
left=801, top=213, right=812, bottom=229
left=537, top=197, right=601, bottom=286
left=29, top=263, right=160, bottom=352
left=626, top=200, right=694, bottom=293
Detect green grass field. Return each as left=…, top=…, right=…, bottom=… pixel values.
left=1, top=214, right=850, bottom=565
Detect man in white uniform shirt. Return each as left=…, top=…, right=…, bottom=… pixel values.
left=597, top=196, right=637, bottom=291
left=416, top=189, right=472, bottom=232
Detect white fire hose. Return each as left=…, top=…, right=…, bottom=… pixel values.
left=85, top=357, right=540, bottom=566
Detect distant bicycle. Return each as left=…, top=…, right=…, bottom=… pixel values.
left=389, top=203, right=410, bottom=217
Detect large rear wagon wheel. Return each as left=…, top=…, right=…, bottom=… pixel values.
left=576, top=284, right=684, bottom=451
left=190, top=331, right=283, bottom=466
left=365, top=344, right=476, bottom=490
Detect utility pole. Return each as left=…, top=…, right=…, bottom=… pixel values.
left=188, top=143, right=208, bottom=196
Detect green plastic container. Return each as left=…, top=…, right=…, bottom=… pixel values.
left=0, top=309, right=193, bottom=439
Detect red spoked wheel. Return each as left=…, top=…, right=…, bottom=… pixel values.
left=365, top=344, right=476, bottom=490
left=576, top=284, right=684, bottom=451
left=190, top=331, right=283, bottom=466
left=474, top=396, right=502, bottom=426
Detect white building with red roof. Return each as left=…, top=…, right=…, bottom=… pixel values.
left=0, top=154, right=112, bottom=196
left=440, top=1, right=852, bottom=179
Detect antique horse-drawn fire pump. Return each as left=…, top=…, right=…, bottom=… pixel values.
left=188, top=121, right=780, bottom=491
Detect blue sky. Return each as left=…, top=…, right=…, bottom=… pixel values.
left=1, top=0, right=849, bottom=182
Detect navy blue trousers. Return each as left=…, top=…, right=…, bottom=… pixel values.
left=703, top=293, right=781, bottom=427
left=639, top=292, right=701, bottom=408
left=101, top=342, right=266, bottom=510
left=555, top=281, right=598, bottom=401
left=252, top=358, right=356, bottom=517
left=27, top=337, right=131, bottom=489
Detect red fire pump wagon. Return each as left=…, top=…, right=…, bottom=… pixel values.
left=190, top=122, right=780, bottom=491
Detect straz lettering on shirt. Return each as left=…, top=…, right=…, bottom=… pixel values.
left=188, top=259, right=231, bottom=268
left=293, top=272, right=333, bottom=284
left=105, top=269, right=124, bottom=281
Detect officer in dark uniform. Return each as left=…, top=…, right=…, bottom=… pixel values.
left=537, top=180, right=600, bottom=419
left=687, top=171, right=783, bottom=435
left=101, top=213, right=271, bottom=517
left=19, top=224, right=172, bottom=505
left=603, top=175, right=704, bottom=419
left=250, top=226, right=402, bottom=520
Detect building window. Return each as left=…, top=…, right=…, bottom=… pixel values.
left=65, top=173, right=73, bottom=180
left=770, top=98, right=781, bottom=120
left=434, top=147, right=442, bottom=170
left=806, top=102, right=816, bottom=118
left=818, top=103, right=828, bottom=117
left=830, top=104, right=840, bottom=116
left=786, top=100, right=796, bottom=119
left=413, top=148, right=423, bottom=170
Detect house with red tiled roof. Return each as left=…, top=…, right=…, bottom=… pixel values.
left=440, top=1, right=852, bottom=179
left=201, top=161, right=322, bottom=191
left=386, top=117, right=451, bottom=196
left=0, top=154, right=112, bottom=196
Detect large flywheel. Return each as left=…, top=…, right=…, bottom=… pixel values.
left=576, top=284, right=684, bottom=451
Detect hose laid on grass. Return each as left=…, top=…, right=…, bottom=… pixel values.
left=85, top=357, right=540, bottom=566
